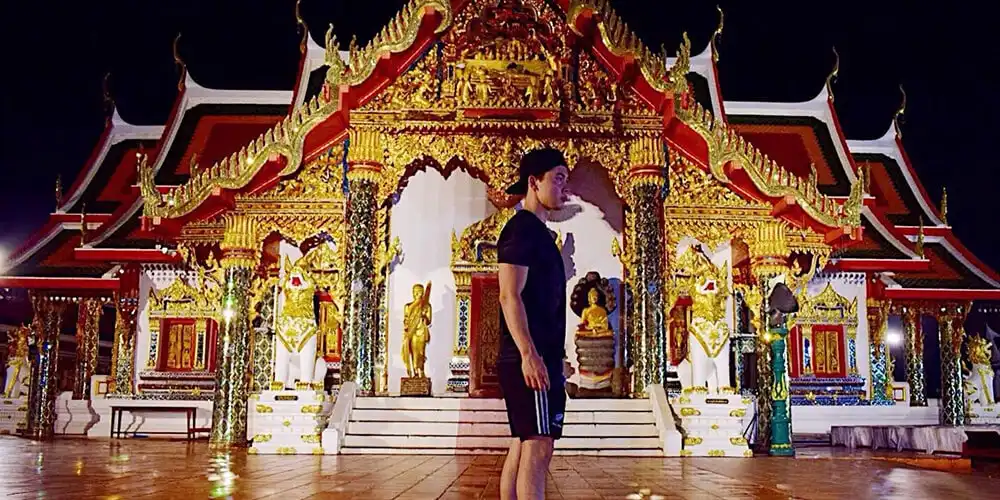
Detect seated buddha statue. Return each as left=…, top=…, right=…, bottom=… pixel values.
left=577, top=288, right=612, bottom=338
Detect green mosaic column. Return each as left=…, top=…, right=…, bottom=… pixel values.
left=25, top=295, right=64, bottom=440
left=625, top=165, right=667, bottom=396
left=342, top=129, right=383, bottom=396
left=73, top=298, right=102, bottom=400
left=109, top=264, right=140, bottom=397
left=901, top=306, right=927, bottom=406
left=210, top=214, right=258, bottom=447
left=867, top=300, right=893, bottom=405
left=250, top=278, right=276, bottom=394
left=937, top=304, right=968, bottom=426
left=768, top=325, right=794, bottom=456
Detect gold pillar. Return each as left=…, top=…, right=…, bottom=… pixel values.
left=937, top=302, right=969, bottom=426
left=25, top=294, right=65, bottom=440
left=624, top=146, right=667, bottom=395
left=747, top=221, right=790, bottom=451
left=342, top=128, right=384, bottom=395
left=210, top=214, right=258, bottom=447
left=73, top=298, right=102, bottom=400
left=900, top=305, right=927, bottom=406
left=866, top=298, right=893, bottom=404
left=109, top=263, right=140, bottom=396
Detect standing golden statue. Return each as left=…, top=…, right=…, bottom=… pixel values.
left=402, top=282, right=432, bottom=379
left=3, top=325, right=31, bottom=398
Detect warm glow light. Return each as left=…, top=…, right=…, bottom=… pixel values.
left=887, top=331, right=903, bottom=346
left=222, top=308, right=235, bottom=322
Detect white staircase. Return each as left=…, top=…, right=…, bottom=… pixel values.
left=248, top=389, right=335, bottom=455
left=340, top=397, right=664, bottom=456
left=671, top=392, right=753, bottom=457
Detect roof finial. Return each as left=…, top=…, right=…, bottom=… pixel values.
left=55, top=175, right=63, bottom=210
left=893, top=85, right=907, bottom=139
left=711, top=5, right=724, bottom=63
left=102, top=73, right=115, bottom=126
left=173, top=33, right=187, bottom=92
left=79, top=203, right=88, bottom=248
left=916, top=216, right=925, bottom=258
left=296, top=0, right=309, bottom=55
left=940, top=186, right=948, bottom=225
left=825, top=47, right=840, bottom=102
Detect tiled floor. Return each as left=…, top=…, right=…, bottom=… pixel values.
left=0, top=437, right=996, bottom=499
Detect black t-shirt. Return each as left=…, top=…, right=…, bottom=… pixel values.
left=496, top=210, right=567, bottom=369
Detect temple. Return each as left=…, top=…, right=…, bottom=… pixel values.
left=2, top=0, right=999, bottom=458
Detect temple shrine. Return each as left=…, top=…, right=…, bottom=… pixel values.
left=2, top=0, right=999, bottom=458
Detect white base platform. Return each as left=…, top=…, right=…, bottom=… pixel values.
left=53, top=392, right=213, bottom=438
left=248, top=389, right=334, bottom=455
left=968, top=404, right=1000, bottom=425
left=672, top=393, right=753, bottom=458
left=0, top=396, right=27, bottom=435
left=341, top=397, right=664, bottom=456
left=791, top=403, right=939, bottom=434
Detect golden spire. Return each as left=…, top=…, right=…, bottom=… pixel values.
left=55, top=175, right=63, bottom=210
left=893, top=85, right=907, bottom=139
left=915, top=216, right=925, bottom=258
left=710, top=5, right=724, bottom=63
left=825, top=47, right=840, bottom=102
left=173, top=33, right=187, bottom=92
left=940, top=187, right=948, bottom=225
left=80, top=203, right=88, bottom=248
left=296, top=0, right=309, bottom=55
left=102, top=73, right=115, bottom=125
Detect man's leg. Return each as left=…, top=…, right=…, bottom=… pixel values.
left=516, top=436, right=554, bottom=500
left=500, top=437, right=522, bottom=500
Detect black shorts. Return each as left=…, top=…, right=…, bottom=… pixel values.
left=498, top=361, right=567, bottom=440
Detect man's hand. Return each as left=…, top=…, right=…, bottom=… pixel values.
left=521, top=351, right=550, bottom=391
left=562, top=360, right=575, bottom=380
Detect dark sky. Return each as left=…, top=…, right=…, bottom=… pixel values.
left=2, top=1, right=998, bottom=272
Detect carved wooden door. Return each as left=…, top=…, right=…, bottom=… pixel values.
left=469, top=273, right=502, bottom=398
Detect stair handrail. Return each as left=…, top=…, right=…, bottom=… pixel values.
left=648, top=384, right=684, bottom=455
left=322, top=381, right=357, bottom=454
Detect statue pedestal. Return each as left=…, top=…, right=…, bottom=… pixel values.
left=400, top=377, right=432, bottom=396
left=0, top=396, right=27, bottom=435
left=574, top=334, right=615, bottom=397
left=248, top=389, right=334, bottom=455
left=969, top=404, right=1000, bottom=425
left=672, top=392, right=753, bottom=457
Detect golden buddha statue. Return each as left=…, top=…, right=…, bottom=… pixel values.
left=577, top=288, right=612, bottom=338
left=3, top=325, right=31, bottom=398
left=402, top=282, right=432, bottom=379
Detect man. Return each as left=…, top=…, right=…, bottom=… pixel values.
left=496, top=147, right=573, bottom=500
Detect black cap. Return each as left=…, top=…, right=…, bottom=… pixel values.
left=505, top=147, right=568, bottom=195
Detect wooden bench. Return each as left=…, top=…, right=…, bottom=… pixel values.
left=963, top=429, right=1000, bottom=472
left=109, top=405, right=207, bottom=440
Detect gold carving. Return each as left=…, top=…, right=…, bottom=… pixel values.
left=684, top=436, right=703, bottom=446
left=255, top=404, right=273, bottom=413
left=301, top=434, right=321, bottom=444
left=679, top=407, right=701, bottom=417
left=253, top=433, right=272, bottom=443
left=796, top=284, right=858, bottom=327
left=729, top=408, right=746, bottom=418
left=301, top=405, right=323, bottom=414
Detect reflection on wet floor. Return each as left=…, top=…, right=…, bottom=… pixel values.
left=0, top=436, right=995, bottom=499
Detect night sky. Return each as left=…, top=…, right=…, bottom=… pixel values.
left=1, top=1, right=998, bottom=272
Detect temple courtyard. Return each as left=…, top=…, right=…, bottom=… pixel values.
left=0, top=437, right=995, bottom=499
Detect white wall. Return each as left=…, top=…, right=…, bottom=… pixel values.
left=387, top=169, right=496, bottom=395
left=547, top=193, right=624, bottom=384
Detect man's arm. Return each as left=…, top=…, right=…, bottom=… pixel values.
left=498, top=262, right=550, bottom=391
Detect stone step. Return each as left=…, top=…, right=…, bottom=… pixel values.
left=349, top=408, right=654, bottom=425
left=342, top=434, right=662, bottom=450
left=340, top=447, right=663, bottom=457
left=352, top=397, right=651, bottom=412
left=346, top=421, right=659, bottom=438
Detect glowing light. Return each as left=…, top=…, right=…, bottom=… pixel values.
left=222, top=307, right=235, bottom=322
left=887, top=331, right=903, bottom=346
